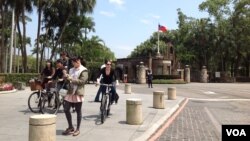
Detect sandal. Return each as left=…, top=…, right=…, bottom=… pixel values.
left=62, top=127, right=74, bottom=135
left=73, top=130, right=80, bottom=136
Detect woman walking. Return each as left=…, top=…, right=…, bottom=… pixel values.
left=62, top=56, right=88, bottom=136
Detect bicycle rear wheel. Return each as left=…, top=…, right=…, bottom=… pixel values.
left=28, top=92, right=42, bottom=113
left=101, top=94, right=108, bottom=123
left=40, top=92, right=59, bottom=114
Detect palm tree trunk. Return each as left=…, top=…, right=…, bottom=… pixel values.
left=36, top=0, right=42, bottom=73
left=0, top=5, right=8, bottom=73
left=39, top=43, right=45, bottom=71
left=13, top=24, right=17, bottom=73
left=3, top=5, right=8, bottom=73
left=9, top=8, right=15, bottom=73
left=17, top=48, right=20, bottom=73
left=49, top=15, right=70, bottom=60
left=16, top=16, right=24, bottom=72
left=0, top=7, right=4, bottom=73
left=21, top=7, right=27, bottom=72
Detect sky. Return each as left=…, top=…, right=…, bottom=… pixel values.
left=26, top=0, right=209, bottom=59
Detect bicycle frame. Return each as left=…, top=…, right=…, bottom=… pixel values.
left=100, top=84, right=113, bottom=123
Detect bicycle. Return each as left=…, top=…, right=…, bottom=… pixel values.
left=40, top=79, right=67, bottom=114
left=99, top=84, right=113, bottom=124
left=28, top=78, right=60, bottom=114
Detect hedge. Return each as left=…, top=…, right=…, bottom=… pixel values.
left=153, top=79, right=186, bottom=84
left=0, top=73, right=39, bottom=84
left=153, top=75, right=181, bottom=80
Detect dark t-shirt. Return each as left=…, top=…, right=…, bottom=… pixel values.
left=100, top=68, right=116, bottom=84
left=41, top=67, right=53, bottom=76
left=52, top=68, right=66, bottom=84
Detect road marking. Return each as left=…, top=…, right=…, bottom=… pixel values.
left=203, top=91, right=216, bottom=95
left=189, top=98, right=250, bottom=101
left=204, top=107, right=221, bottom=138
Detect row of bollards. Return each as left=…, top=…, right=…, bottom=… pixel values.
left=125, top=84, right=176, bottom=125
left=28, top=84, right=177, bottom=140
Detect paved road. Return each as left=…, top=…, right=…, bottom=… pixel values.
left=137, top=83, right=250, bottom=141
left=0, top=83, right=249, bottom=141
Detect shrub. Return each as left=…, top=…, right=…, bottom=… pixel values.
left=153, top=75, right=181, bottom=80
left=0, top=73, right=40, bottom=84
left=153, top=79, right=186, bottom=84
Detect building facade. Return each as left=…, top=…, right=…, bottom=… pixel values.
left=115, top=43, right=180, bottom=83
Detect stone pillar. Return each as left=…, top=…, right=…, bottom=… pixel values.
left=200, top=66, right=208, bottom=83
left=184, top=65, right=190, bottom=83
left=180, top=70, right=184, bottom=80
left=162, top=63, right=168, bottom=75
left=124, top=83, right=131, bottom=94
left=126, top=98, right=142, bottom=125
left=168, top=87, right=176, bottom=100
left=153, top=91, right=165, bottom=109
left=29, top=114, right=56, bottom=141
left=137, top=62, right=146, bottom=84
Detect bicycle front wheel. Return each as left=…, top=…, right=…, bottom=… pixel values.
left=40, top=92, right=59, bottom=114
left=28, top=92, right=42, bottom=113
left=101, top=94, right=108, bottom=123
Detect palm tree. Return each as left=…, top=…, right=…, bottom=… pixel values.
left=49, top=0, right=96, bottom=60
left=11, top=0, right=33, bottom=72
left=82, top=16, right=95, bottom=40
left=33, top=0, right=55, bottom=72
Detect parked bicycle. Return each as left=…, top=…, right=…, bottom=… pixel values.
left=99, top=84, right=113, bottom=124
left=28, top=78, right=64, bottom=114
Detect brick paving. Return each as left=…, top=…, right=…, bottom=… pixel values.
left=157, top=101, right=220, bottom=141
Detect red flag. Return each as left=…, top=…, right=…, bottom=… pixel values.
left=158, top=24, right=167, bottom=32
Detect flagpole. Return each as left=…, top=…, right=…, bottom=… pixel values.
left=157, top=27, right=160, bottom=54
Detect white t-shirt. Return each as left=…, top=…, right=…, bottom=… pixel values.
left=69, top=65, right=87, bottom=94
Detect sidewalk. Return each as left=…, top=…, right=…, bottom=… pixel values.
left=0, top=83, right=185, bottom=141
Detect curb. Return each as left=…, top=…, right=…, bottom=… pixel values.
left=0, top=89, right=17, bottom=94
left=147, top=98, right=189, bottom=141
left=135, top=97, right=189, bottom=141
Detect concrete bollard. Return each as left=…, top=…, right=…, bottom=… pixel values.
left=29, top=114, right=56, bottom=141
left=168, top=87, right=176, bottom=100
left=126, top=98, right=142, bottom=125
left=153, top=91, right=165, bottom=109
left=125, top=83, right=131, bottom=94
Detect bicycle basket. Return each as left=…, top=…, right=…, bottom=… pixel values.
left=29, top=80, right=43, bottom=91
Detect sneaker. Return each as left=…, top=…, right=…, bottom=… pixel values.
left=73, top=130, right=80, bottom=136
left=62, top=127, right=74, bottom=135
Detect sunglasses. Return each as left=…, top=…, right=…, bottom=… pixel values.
left=106, top=63, right=111, bottom=65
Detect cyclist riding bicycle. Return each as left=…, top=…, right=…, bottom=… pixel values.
left=49, top=59, right=68, bottom=91
left=97, top=60, right=119, bottom=104
left=40, top=60, right=55, bottom=92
